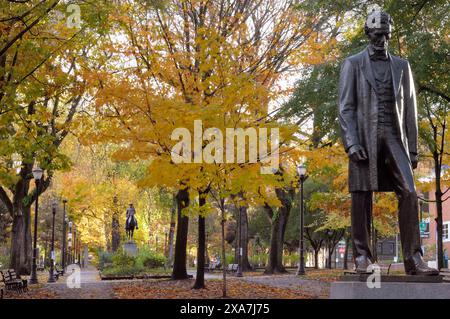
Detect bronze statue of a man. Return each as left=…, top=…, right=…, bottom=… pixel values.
left=338, top=10, right=438, bottom=275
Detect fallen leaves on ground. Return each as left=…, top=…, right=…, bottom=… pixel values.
left=303, top=269, right=343, bottom=282
left=3, top=287, right=57, bottom=299
left=112, top=279, right=317, bottom=299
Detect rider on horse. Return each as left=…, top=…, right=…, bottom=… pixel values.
left=125, top=203, right=138, bottom=240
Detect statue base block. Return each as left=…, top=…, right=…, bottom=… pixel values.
left=123, top=241, right=138, bottom=257
left=330, top=274, right=450, bottom=299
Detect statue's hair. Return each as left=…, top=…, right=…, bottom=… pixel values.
left=364, top=10, right=393, bottom=34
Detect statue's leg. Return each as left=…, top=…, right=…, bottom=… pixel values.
left=351, top=191, right=373, bottom=262
left=383, top=136, right=421, bottom=261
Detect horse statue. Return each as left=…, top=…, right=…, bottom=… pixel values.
left=125, top=204, right=138, bottom=241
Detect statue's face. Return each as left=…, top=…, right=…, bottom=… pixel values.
left=367, top=25, right=392, bottom=51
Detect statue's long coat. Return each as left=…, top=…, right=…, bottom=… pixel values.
left=338, top=47, right=418, bottom=192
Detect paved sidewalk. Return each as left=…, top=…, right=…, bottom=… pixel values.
left=43, top=266, right=115, bottom=299
left=25, top=267, right=330, bottom=299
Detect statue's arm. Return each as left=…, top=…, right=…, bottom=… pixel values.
left=338, top=58, right=360, bottom=153
left=404, top=61, right=418, bottom=164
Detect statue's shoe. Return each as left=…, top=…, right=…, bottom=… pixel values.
left=404, top=252, right=440, bottom=276
left=355, top=255, right=373, bottom=273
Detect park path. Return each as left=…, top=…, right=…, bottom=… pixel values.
left=31, top=268, right=329, bottom=299
left=43, top=266, right=116, bottom=299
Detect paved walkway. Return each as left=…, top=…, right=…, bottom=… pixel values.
left=26, top=267, right=329, bottom=299
left=43, top=266, right=115, bottom=299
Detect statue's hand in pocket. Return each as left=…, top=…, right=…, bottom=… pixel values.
left=348, top=144, right=368, bottom=162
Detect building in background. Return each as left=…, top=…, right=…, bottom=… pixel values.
left=421, top=190, right=450, bottom=268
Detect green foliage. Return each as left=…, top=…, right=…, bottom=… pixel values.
left=100, top=246, right=167, bottom=276
left=0, top=253, right=9, bottom=269
left=225, top=253, right=235, bottom=265
left=249, top=253, right=268, bottom=267
left=112, top=251, right=137, bottom=268
left=135, top=246, right=166, bottom=269
left=101, top=264, right=143, bottom=276
left=97, top=250, right=114, bottom=270
left=283, top=253, right=300, bottom=267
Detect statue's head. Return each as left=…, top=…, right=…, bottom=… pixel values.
left=364, top=10, right=393, bottom=52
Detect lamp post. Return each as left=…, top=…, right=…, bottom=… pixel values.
left=73, top=225, right=77, bottom=264
left=61, top=199, right=67, bottom=274
left=78, top=238, right=81, bottom=266
left=296, top=164, right=307, bottom=276
left=48, top=201, right=57, bottom=283
left=68, top=221, right=73, bottom=264
left=30, top=167, right=43, bottom=284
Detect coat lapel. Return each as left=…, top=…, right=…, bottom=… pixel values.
left=361, top=49, right=377, bottom=92
left=389, top=54, right=403, bottom=97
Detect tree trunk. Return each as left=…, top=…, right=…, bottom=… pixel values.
left=112, top=196, right=120, bottom=252
left=314, top=249, right=319, bottom=269
left=4, top=162, right=51, bottom=275
left=111, top=212, right=120, bottom=252
left=220, top=199, right=227, bottom=297
left=172, top=188, right=190, bottom=280
left=234, top=205, right=251, bottom=271
left=265, top=210, right=289, bottom=274
left=167, top=194, right=177, bottom=267
left=343, top=234, right=350, bottom=270
left=327, top=247, right=333, bottom=269
left=10, top=202, right=32, bottom=275
left=434, top=152, right=444, bottom=269
left=265, top=209, right=279, bottom=274
left=193, top=192, right=206, bottom=289
left=265, top=188, right=292, bottom=274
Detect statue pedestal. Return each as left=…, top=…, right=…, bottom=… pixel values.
left=123, top=241, right=138, bottom=257
left=330, top=274, right=450, bottom=299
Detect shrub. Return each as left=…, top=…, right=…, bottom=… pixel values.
left=98, top=250, right=113, bottom=270
left=136, top=247, right=166, bottom=269
left=101, top=265, right=143, bottom=276
left=112, top=251, right=136, bottom=268
left=0, top=253, right=9, bottom=269
left=225, top=253, right=235, bottom=265
left=249, top=253, right=268, bottom=267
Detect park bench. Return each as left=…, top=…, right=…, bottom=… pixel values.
left=0, top=269, right=27, bottom=294
left=50, top=268, right=60, bottom=281
left=0, top=282, right=4, bottom=299
left=55, top=264, right=64, bottom=277
left=8, top=269, right=28, bottom=292
left=206, top=262, right=219, bottom=272
left=227, top=264, right=238, bottom=273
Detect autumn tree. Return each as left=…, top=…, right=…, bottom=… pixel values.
left=0, top=1, right=117, bottom=273
left=80, top=0, right=339, bottom=288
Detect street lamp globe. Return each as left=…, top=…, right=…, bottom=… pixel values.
left=32, top=167, right=43, bottom=180
left=296, top=164, right=306, bottom=177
